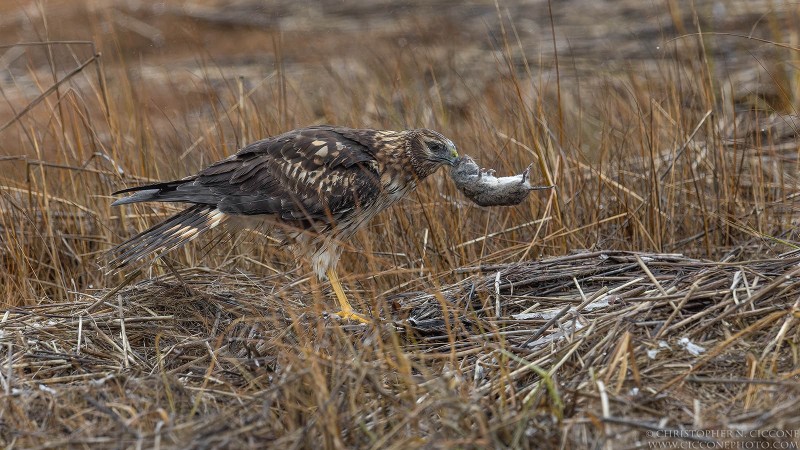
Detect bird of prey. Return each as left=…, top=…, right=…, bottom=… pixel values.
left=110, top=125, right=459, bottom=322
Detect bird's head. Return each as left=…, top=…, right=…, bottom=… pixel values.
left=407, top=128, right=459, bottom=178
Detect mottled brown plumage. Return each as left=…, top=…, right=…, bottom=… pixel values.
left=109, top=125, right=458, bottom=320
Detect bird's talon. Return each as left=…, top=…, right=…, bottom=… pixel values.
left=333, top=310, right=370, bottom=324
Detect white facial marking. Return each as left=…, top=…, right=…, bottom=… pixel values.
left=311, top=140, right=326, bottom=146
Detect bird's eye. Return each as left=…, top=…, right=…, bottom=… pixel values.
left=428, top=142, right=445, bottom=153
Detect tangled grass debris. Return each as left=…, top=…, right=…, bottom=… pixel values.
left=2, top=250, right=799, bottom=447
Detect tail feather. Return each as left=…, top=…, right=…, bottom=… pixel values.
left=108, top=204, right=227, bottom=270
left=110, top=189, right=162, bottom=206
left=112, top=180, right=189, bottom=196
left=111, top=178, right=222, bottom=206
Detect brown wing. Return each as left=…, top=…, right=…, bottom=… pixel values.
left=208, top=126, right=384, bottom=227
left=117, top=126, right=386, bottom=229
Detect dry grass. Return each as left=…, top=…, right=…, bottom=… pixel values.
left=3, top=251, right=800, bottom=448
left=1, top=0, right=799, bottom=448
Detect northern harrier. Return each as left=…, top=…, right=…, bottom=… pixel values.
left=110, top=125, right=458, bottom=322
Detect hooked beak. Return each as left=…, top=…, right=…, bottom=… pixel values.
left=447, top=140, right=458, bottom=166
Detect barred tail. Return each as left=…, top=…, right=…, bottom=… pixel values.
left=108, top=205, right=227, bottom=270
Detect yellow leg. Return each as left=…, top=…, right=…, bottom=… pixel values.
left=326, top=269, right=369, bottom=323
